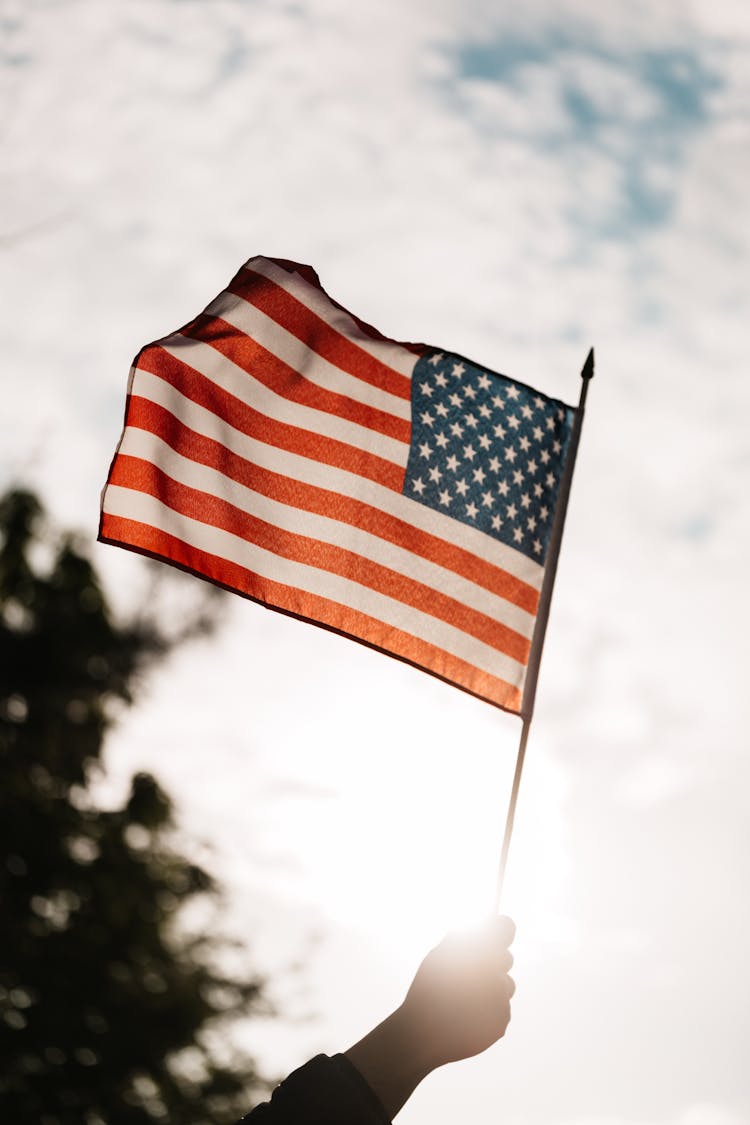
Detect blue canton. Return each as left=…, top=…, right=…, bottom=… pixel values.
left=403, top=350, right=575, bottom=566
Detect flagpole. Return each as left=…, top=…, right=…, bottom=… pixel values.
left=493, top=347, right=595, bottom=912
left=493, top=716, right=531, bottom=910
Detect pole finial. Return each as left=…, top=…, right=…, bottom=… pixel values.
left=581, top=347, right=595, bottom=382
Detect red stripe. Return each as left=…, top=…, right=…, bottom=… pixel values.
left=110, top=455, right=531, bottom=666
left=99, top=511, right=523, bottom=714
left=259, top=258, right=323, bottom=289
left=184, top=312, right=412, bottom=444
left=126, top=396, right=539, bottom=616
left=243, top=258, right=425, bottom=359
left=137, top=346, right=406, bottom=492
left=229, top=267, right=414, bottom=402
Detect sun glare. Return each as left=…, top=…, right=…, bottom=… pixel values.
left=256, top=672, right=574, bottom=966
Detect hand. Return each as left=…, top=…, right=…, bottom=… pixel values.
left=345, top=916, right=515, bottom=1117
left=399, top=914, right=516, bottom=1069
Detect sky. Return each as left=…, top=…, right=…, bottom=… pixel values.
left=2, top=1, right=749, bottom=1123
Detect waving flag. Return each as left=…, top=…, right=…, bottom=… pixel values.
left=100, top=256, right=578, bottom=715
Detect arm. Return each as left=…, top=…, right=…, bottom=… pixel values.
left=345, top=915, right=516, bottom=1118
left=239, top=916, right=515, bottom=1124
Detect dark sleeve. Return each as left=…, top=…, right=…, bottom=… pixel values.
left=238, top=1053, right=392, bottom=1125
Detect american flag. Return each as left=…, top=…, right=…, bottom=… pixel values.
left=100, top=256, right=577, bottom=715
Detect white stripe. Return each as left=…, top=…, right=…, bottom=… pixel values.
left=102, top=484, right=526, bottom=689
left=244, top=256, right=418, bottom=380
left=155, top=336, right=410, bottom=468
left=204, top=288, right=412, bottom=423
left=131, top=368, right=544, bottom=592
left=118, top=425, right=535, bottom=643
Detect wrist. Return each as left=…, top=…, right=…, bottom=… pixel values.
left=344, top=1005, right=435, bottom=1119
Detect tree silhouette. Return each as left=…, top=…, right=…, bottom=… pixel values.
left=0, top=487, right=271, bottom=1124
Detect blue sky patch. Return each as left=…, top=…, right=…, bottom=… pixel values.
left=442, top=35, right=721, bottom=239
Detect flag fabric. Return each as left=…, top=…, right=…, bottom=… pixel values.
left=100, top=256, right=576, bottom=714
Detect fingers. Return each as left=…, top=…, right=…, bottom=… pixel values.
left=499, top=917, right=516, bottom=1000
left=430, top=916, right=516, bottom=995
left=473, top=914, right=515, bottom=950
left=494, top=914, right=516, bottom=947
left=491, top=916, right=515, bottom=1001
left=469, top=917, right=516, bottom=1006
left=496, top=942, right=515, bottom=1000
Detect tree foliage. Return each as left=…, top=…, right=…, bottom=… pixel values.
left=0, top=488, right=270, bottom=1124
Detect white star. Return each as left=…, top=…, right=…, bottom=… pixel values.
left=557, top=408, right=565, bottom=420
left=507, top=502, right=518, bottom=520
left=494, top=423, right=507, bottom=439
left=435, top=372, right=448, bottom=388
left=429, top=465, right=442, bottom=483
left=489, top=456, right=501, bottom=473
left=521, top=493, right=531, bottom=509
left=534, top=395, right=545, bottom=409
left=508, top=414, right=521, bottom=430
left=473, top=467, right=486, bottom=484
left=504, top=447, right=517, bottom=463
left=463, top=444, right=476, bottom=461
left=498, top=480, right=510, bottom=497
left=521, top=404, right=533, bottom=420
left=533, top=425, right=544, bottom=441
left=478, top=433, right=491, bottom=450
left=540, top=505, right=549, bottom=519
left=449, top=393, right=462, bottom=408
left=552, top=439, right=562, bottom=454
left=478, top=373, right=491, bottom=390
left=412, top=478, right=426, bottom=495
left=419, top=442, right=432, bottom=459
left=420, top=411, right=434, bottom=427
left=527, top=459, right=537, bottom=474
left=513, top=527, right=523, bottom=543
left=546, top=472, right=555, bottom=488
left=466, top=501, right=478, bottom=519
left=519, top=435, right=531, bottom=452
left=479, top=403, right=491, bottom=419
left=463, top=384, right=477, bottom=400
left=429, top=353, right=443, bottom=366
left=534, top=484, right=543, bottom=498
left=540, top=449, right=551, bottom=465
left=546, top=416, right=555, bottom=431
left=513, top=469, right=524, bottom=486
left=452, top=361, right=465, bottom=377
left=527, top=515, right=537, bottom=531
left=507, top=385, right=520, bottom=400
left=491, top=514, right=503, bottom=531
left=446, top=454, right=460, bottom=472
left=493, top=395, right=505, bottom=410
left=533, top=538, right=542, bottom=554
left=439, top=489, right=452, bottom=507
left=456, top=478, right=469, bottom=497
left=435, top=402, right=449, bottom=418
left=435, top=431, right=449, bottom=449
left=465, top=413, right=478, bottom=429
left=481, top=491, right=494, bottom=508
left=450, top=421, right=464, bottom=438
left=420, top=381, right=434, bottom=397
